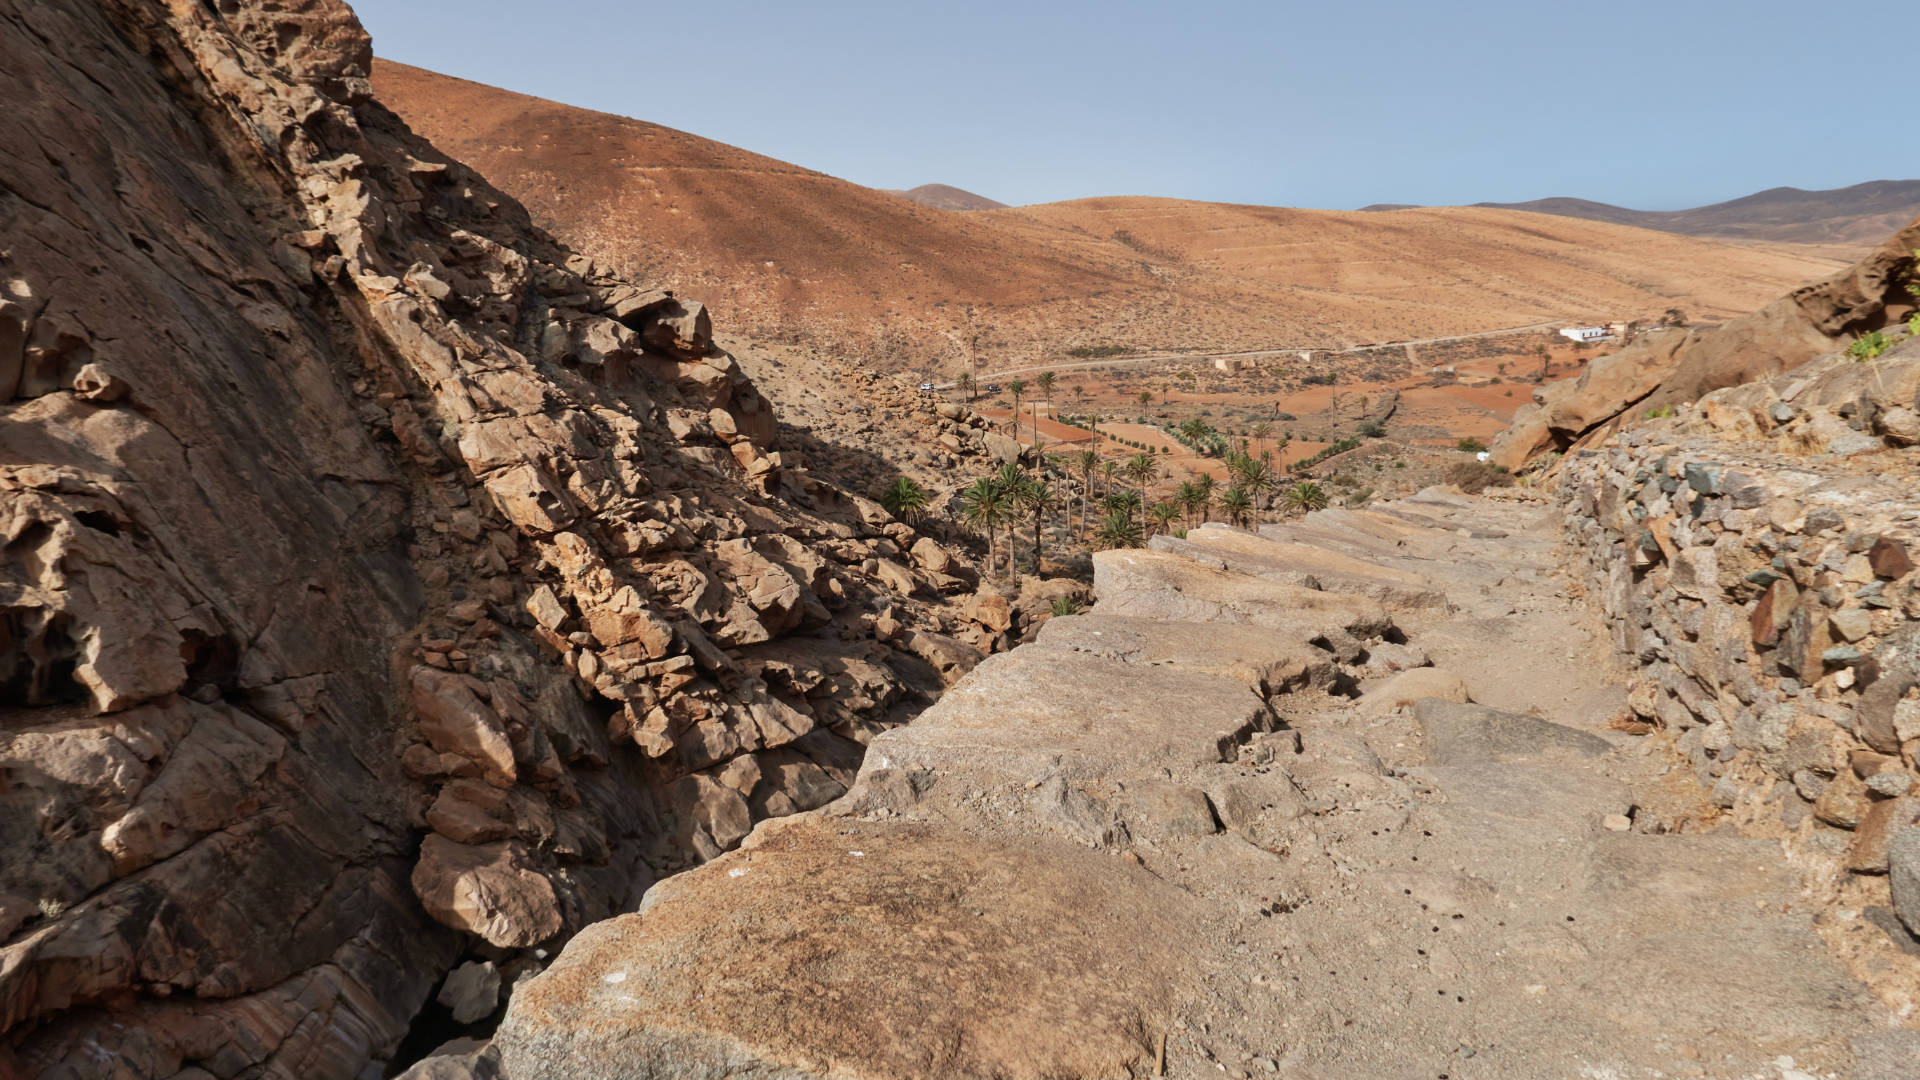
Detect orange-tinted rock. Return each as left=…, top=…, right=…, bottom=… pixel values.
left=412, top=836, right=563, bottom=948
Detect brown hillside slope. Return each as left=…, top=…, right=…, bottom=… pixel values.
left=373, top=61, right=1845, bottom=369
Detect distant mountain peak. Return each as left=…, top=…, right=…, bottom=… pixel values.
left=1467, top=181, right=1920, bottom=245
left=889, top=184, right=1008, bottom=211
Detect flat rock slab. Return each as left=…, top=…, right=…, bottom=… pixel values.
left=1416, top=698, right=1614, bottom=766
left=851, top=645, right=1271, bottom=803
left=1150, top=528, right=1447, bottom=611
left=493, top=816, right=1196, bottom=1080
left=1093, top=549, right=1395, bottom=638
left=1035, top=612, right=1343, bottom=698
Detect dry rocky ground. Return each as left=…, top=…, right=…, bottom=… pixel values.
left=424, top=488, right=1920, bottom=1080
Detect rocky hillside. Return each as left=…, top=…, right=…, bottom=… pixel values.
left=1491, top=217, right=1920, bottom=467
left=371, top=61, right=1846, bottom=369
left=0, top=2, right=1025, bottom=1075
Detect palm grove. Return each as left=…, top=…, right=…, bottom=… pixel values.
left=880, top=439, right=1331, bottom=580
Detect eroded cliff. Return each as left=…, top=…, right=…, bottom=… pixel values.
left=0, top=1, right=983, bottom=1074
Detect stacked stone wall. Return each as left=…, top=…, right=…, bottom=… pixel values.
left=1558, top=436, right=1920, bottom=906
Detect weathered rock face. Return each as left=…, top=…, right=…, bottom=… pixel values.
left=1491, top=218, right=1920, bottom=467
left=0, top=1, right=974, bottom=1075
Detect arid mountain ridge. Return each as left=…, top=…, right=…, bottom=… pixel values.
left=1366, top=179, right=1920, bottom=247
left=372, top=61, right=1849, bottom=371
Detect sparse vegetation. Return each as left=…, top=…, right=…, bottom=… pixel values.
left=1444, top=460, right=1513, bottom=494
left=1455, top=437, right=1487, bottom=454
left=1358, top=421, right=1386, bottom=438
left=1283, top=481, right=1329, bottom=513
left=1093, top=509, right=1144, bottom=549
left=1643, top=403, right=1677, bottom=419
left=1850, top=330, right=1891, bottom=361
left=1066, top=344, right=1130, bottom=359
left=1049, top=595, right=1083, bottom=617
left=879, top=476, right=930, bottom=522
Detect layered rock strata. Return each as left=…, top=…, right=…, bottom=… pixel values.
left=0, top=1, right=984, bottom=1074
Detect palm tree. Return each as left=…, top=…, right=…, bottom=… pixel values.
left=1173, top=480, right=1202, bottom=528
left=1125, top=452, right=1159, bottom=503
left=1074, top=449, right=1100, bottom=539
left=1235, top=457, right=1275, bottom=520
left=879, top=476, right=929, bottom=522
left=1147, top=500, right=1181, bottom=537
left=1036, top=370, right=1056, bottom=411
left=1284, top=480, right=1329, bottom=514
left=1012, top=475, right=1057, bottom=571
left=1137, top=390, right=1152, bottom=407
left=1093, top=509, right=1144, bottom=550
left=1250, top=421, right=1272, bottom=459
left=1099, top=459, right=1121, bottom=503
left=957, top=372, right=974, bottom=402
left=960, top=476, right=1014, bottom=576
left=1103, top=489, right=1142, bottom=525
left=1194, top=473, right=1218, bottom=522
left=1008, top=378, right=1027, bottom=435
left=1220, top=485, right=1253, bottom=528
left=1177, top=418, right=1216, bottom=454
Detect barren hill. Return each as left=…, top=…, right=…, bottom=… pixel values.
left=890, top=183, right=1007, bottom=211
left=373, top=61, right=1846, bottom=371
left=1468, top=180, right=1920, bottom=246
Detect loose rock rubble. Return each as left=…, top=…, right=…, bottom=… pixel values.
left=460, top=489, right=1898, bottom=1078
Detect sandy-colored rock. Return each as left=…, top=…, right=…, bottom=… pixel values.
left=492, top=817, right=1195, bottom=1080
left=412, top=836, right=563, bottom=948
left=1360, top=667, right=1472, bottom=714
left=411, top=667, right=519, bottom=787
left=961, top=590, right=1013, bottom=632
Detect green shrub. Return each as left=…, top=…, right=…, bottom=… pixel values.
left=1358, top=421, right=1386, bottom=438
left=1643, top=403, right=1677, bottom=419
left=1049, top=595, right=1083, bottom=617
left=1850, top=331, right=1891, bottom=361
left=1455, top=437, right=1487, bottom=453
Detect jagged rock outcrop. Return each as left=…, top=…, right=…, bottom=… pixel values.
left=0, top=1, right=976, bottom=1075
left=1491, top=218, right=1920, bottom=467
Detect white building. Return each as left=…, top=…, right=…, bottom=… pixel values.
left=1559, top=326, right=1612, bottom=344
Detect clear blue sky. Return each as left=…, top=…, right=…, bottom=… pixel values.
left=356, top=0, right=1915, bottom=211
